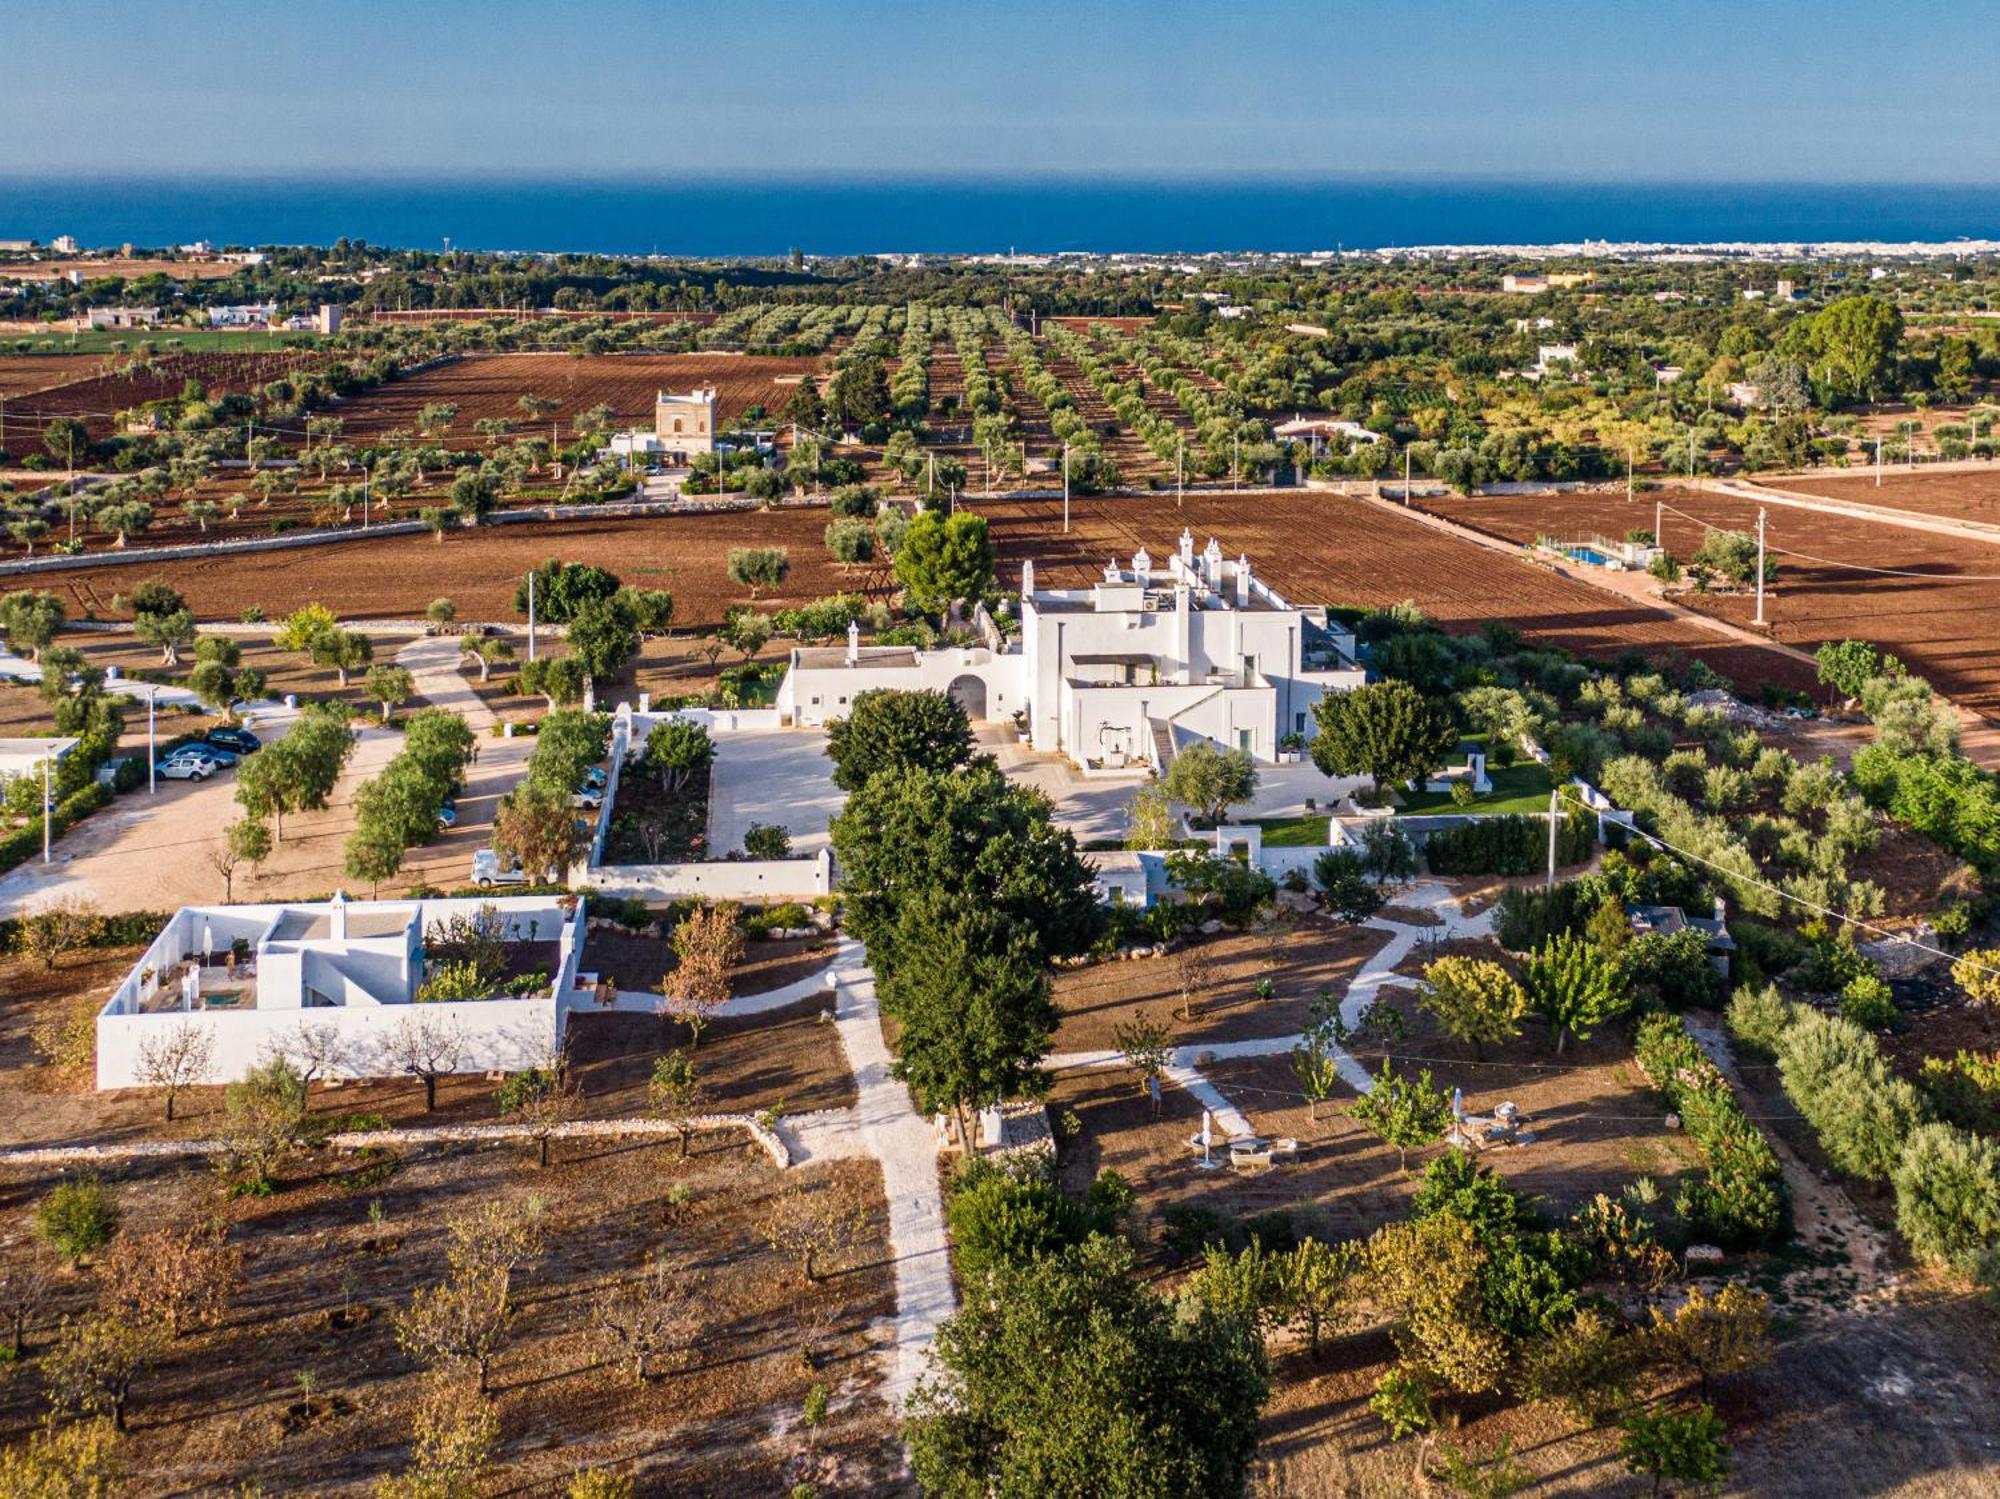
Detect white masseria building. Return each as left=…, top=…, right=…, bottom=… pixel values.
left=95, top=893, right=590, bottom=1091
left=776, top=530, right=1365, bottom=772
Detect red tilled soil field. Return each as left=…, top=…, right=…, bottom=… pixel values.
left=19, top=508, right=885, bottom=625
left=1771, top=466, right=2000, bottom=526
left=0, top=354, right=99, bottom=399
left=975, top=491, right=1816, bottom=691
left=2, top=350, right=326, bottom=440
left=1418, top=486, right=2000, bottom=717
left=333, top=352, right=826, bottom=447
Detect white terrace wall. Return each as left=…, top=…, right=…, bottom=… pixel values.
left=580, top=708, right=831, bottom=901
left=583, top=849, right=834, bottom=902
left=96, top=896, right=586, bottom=1091
left=97, top=995, right=560, bottom=1092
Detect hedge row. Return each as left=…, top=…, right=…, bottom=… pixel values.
left=0, top=905, right=172, bottom=953
left=0, top=782, right=114, bottom=878
left=1423, top=809, right=1595, bottom=876
left=1635, top=1013, right=1788, bottom=1250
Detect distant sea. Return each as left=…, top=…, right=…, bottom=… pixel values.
left=3, top=177, right=2000, bottom=257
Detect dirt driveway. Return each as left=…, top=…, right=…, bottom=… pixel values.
left=0, top=645, right=528, bottom=916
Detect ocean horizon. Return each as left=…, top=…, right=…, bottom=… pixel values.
left=3, top=175, right=2000, bottom=258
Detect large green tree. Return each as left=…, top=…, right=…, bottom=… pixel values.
left=830, top=763, right=1101, bottom=968
left=1309, top=681, right=1457, bottom=794
left=513, top=560, right=621, bottom=623
left=905, top=1236, right=1269, bottom=1499
left=827, top=356, right=891, bottom=428
left=565, top=595, right=639, bottom=688
left=824, top=688, right=975, bottom=792
left=877, top=890, right=1060, bottom=1147
left=235, top=705, right=355, bottom=841
left=1805, top=295, right=1904, bottom=402
left=894, top=511, right=994, bottom=615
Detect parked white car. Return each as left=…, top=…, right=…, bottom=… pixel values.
left=471, top=849, right=530, bottom=889
left=156, top=756, right=216, bottom=782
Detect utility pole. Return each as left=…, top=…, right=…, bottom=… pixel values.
left=42, top=753, right=53, bottom=865
left=1754, top=508, right=1768, bottom=626
left=145, top=688, right=157, bottom=795
left=1062, top=441, right=1070, bottom=534
left=1177, top=439, right=1185, bottom=508
left=1626, top=446, right=1634, bottom=504
left=1687, top=426, right=1697, bottom=481
left=1232, top=431, right=1240, bottom=491
left=1875, top=435, right=1883, bottom=486
left=1655, top=494, right=1663, bottom=552
left=526, top=570, right=537, bottom=662
left=1545, top=787, right=1560, bottom=888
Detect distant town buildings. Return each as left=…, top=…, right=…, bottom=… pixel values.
left=1503, top=271, right=1593, bottom=293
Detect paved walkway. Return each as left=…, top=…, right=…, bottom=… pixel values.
left=829, top=952, right=955, bottom=1408
left=1047, top=882, right=1495, bottom=1139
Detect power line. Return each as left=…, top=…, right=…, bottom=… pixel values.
left=1655, top=498, right=2000, bottom=584
left=1551, top=783, right=1993, bottom=983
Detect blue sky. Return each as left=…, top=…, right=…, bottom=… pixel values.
left=6, top=0, right=1998, bottom=181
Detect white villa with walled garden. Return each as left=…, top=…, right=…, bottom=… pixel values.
left=95, top=893, right=591, bottom=1091
left=775, top=531, right=1366, bottom=774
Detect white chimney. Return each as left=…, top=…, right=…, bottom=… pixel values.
left=1179, top=528, right=1195, bottom=567
left=1235, top=554, right=1252, bottom=606
left=845, top=620, right=860, bottom=666
left=329, top=890, right=349, bottom=941
left=1021, top=559, right=1035, bottom=598
left=1132, top=546, right=1152, bottom=587
left=1202, top=537, right=1224, bottom=589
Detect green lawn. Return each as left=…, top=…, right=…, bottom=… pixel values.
left=1251, top=814, right=1334, bottom=846
left=1397, top=749, right=1555, bottom=817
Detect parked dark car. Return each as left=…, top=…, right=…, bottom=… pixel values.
left=205, top=727, right=262, bottom=755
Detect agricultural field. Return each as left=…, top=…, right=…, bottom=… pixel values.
left=330, top=353, right=826, bottom=449
left=0, top=1145, right=898, bottom=1495
left=1771, top=465, right=2000, bottom=527
left=1415, top=485, right=2000, bottom=718
left=975, top=491, right=1818, bottom=694
left=0, top=354, right=101, bottom=399
left=0, top=350, right=327, bottom=442
left=16, top=507, right=886, bottom=626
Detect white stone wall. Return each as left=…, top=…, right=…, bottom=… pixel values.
left=582, top=849, right=833, bottom=902
left=96, top=994, right=562, bottom=1091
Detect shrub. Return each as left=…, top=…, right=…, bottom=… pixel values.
left=1775, top=1009, right=1928, bottom=1179
left=1634, top=1015, right=1786, bottom=1248
left=1312, top=848, right=1383, bottom=923
left=36, top=1178, right=120, bottom=1265
left=1725, top=984, right=1795, bottom=1059
left=945, top=1161, right=1115, bottom=1284
left=1918, top=1051, right=2000, bottom=1133
left=1893, top=1123, right=2000, bottom=1282
left=1840, top=972, right=1898, bottom=1030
